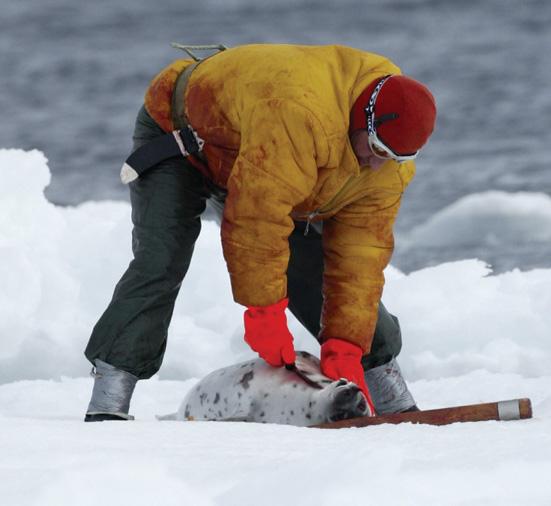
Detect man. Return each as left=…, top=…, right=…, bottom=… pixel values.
left=84, top=44, right=436, bottom=421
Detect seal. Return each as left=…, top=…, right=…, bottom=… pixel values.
left=166, top=351, right=369, bottom=426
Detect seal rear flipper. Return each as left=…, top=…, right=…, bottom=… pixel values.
left=156, top=412, right=179, bottom=421
left=216, top=416, right=251, bottom=422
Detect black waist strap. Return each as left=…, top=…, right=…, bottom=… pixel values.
left=120, top=62, right=203, bottom=185
left=120, top=127, right=204, bottom=184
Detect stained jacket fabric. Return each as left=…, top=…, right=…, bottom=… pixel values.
left=144, top=44, right=415, bottom=353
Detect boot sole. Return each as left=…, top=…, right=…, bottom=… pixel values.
left=84, top=413, right=129, bottom=422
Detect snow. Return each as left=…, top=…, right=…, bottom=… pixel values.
left=406, top=191, right=551, bottom=247
left=1, top=149, right=550, bottom=505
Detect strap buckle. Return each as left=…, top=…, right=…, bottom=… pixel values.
left=173, top=125, right=205, bottom=157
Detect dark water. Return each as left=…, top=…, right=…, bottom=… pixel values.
left=1, top=0, right=550, bottom=272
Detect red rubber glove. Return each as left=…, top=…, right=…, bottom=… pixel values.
left=321, top=338, right=376, bottom=415
left=244, top=298, right=296, bottom=367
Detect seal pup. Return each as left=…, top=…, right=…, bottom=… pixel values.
left=163, top=351, right=369, bottom=426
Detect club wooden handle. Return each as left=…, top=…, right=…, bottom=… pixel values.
left=312, top=398, right=532, bottom=429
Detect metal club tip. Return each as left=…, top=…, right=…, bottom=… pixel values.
left=497, top=399, right=521, bottom=421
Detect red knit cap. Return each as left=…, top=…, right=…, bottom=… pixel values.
left=350, top=75, right=437, bottom=155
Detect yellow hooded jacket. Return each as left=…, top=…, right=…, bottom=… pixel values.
left=144, top=44, right=415, bottom=353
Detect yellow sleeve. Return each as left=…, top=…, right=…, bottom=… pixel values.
left=319, top=162, right=412, bottom=353
left=221, top=99, right=329, bottom=307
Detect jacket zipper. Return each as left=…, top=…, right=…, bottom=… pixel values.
left=303, top=175, right=358, bottom=236
left=304, top=210, right=320, bottom=236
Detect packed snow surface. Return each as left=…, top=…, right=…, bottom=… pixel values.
left=1, top=149, right=550, bottom=505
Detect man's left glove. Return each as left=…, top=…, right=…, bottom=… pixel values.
left=244, top=297, right=296, bottom=367
left=321, top=337, right=376, bottom=415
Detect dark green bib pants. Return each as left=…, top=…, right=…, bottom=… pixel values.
left=84, top=106, right=402, bottom=379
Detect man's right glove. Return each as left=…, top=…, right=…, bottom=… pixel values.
left=320, top=337, right=376, bottom=416
left=244, top=298, right=296, bottom=367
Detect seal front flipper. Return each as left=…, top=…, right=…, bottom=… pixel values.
left=292, top=351, right=334, bottom=388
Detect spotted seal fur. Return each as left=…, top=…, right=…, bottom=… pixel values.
left=164, top=351, right=369, bottom=426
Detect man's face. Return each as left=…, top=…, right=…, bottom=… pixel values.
left=350, top=129, right=388, bottom=170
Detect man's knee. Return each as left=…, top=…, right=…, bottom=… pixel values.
left=129, top=225, right=199, bottom=283
left=362, top=305, right=403, bottom=369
